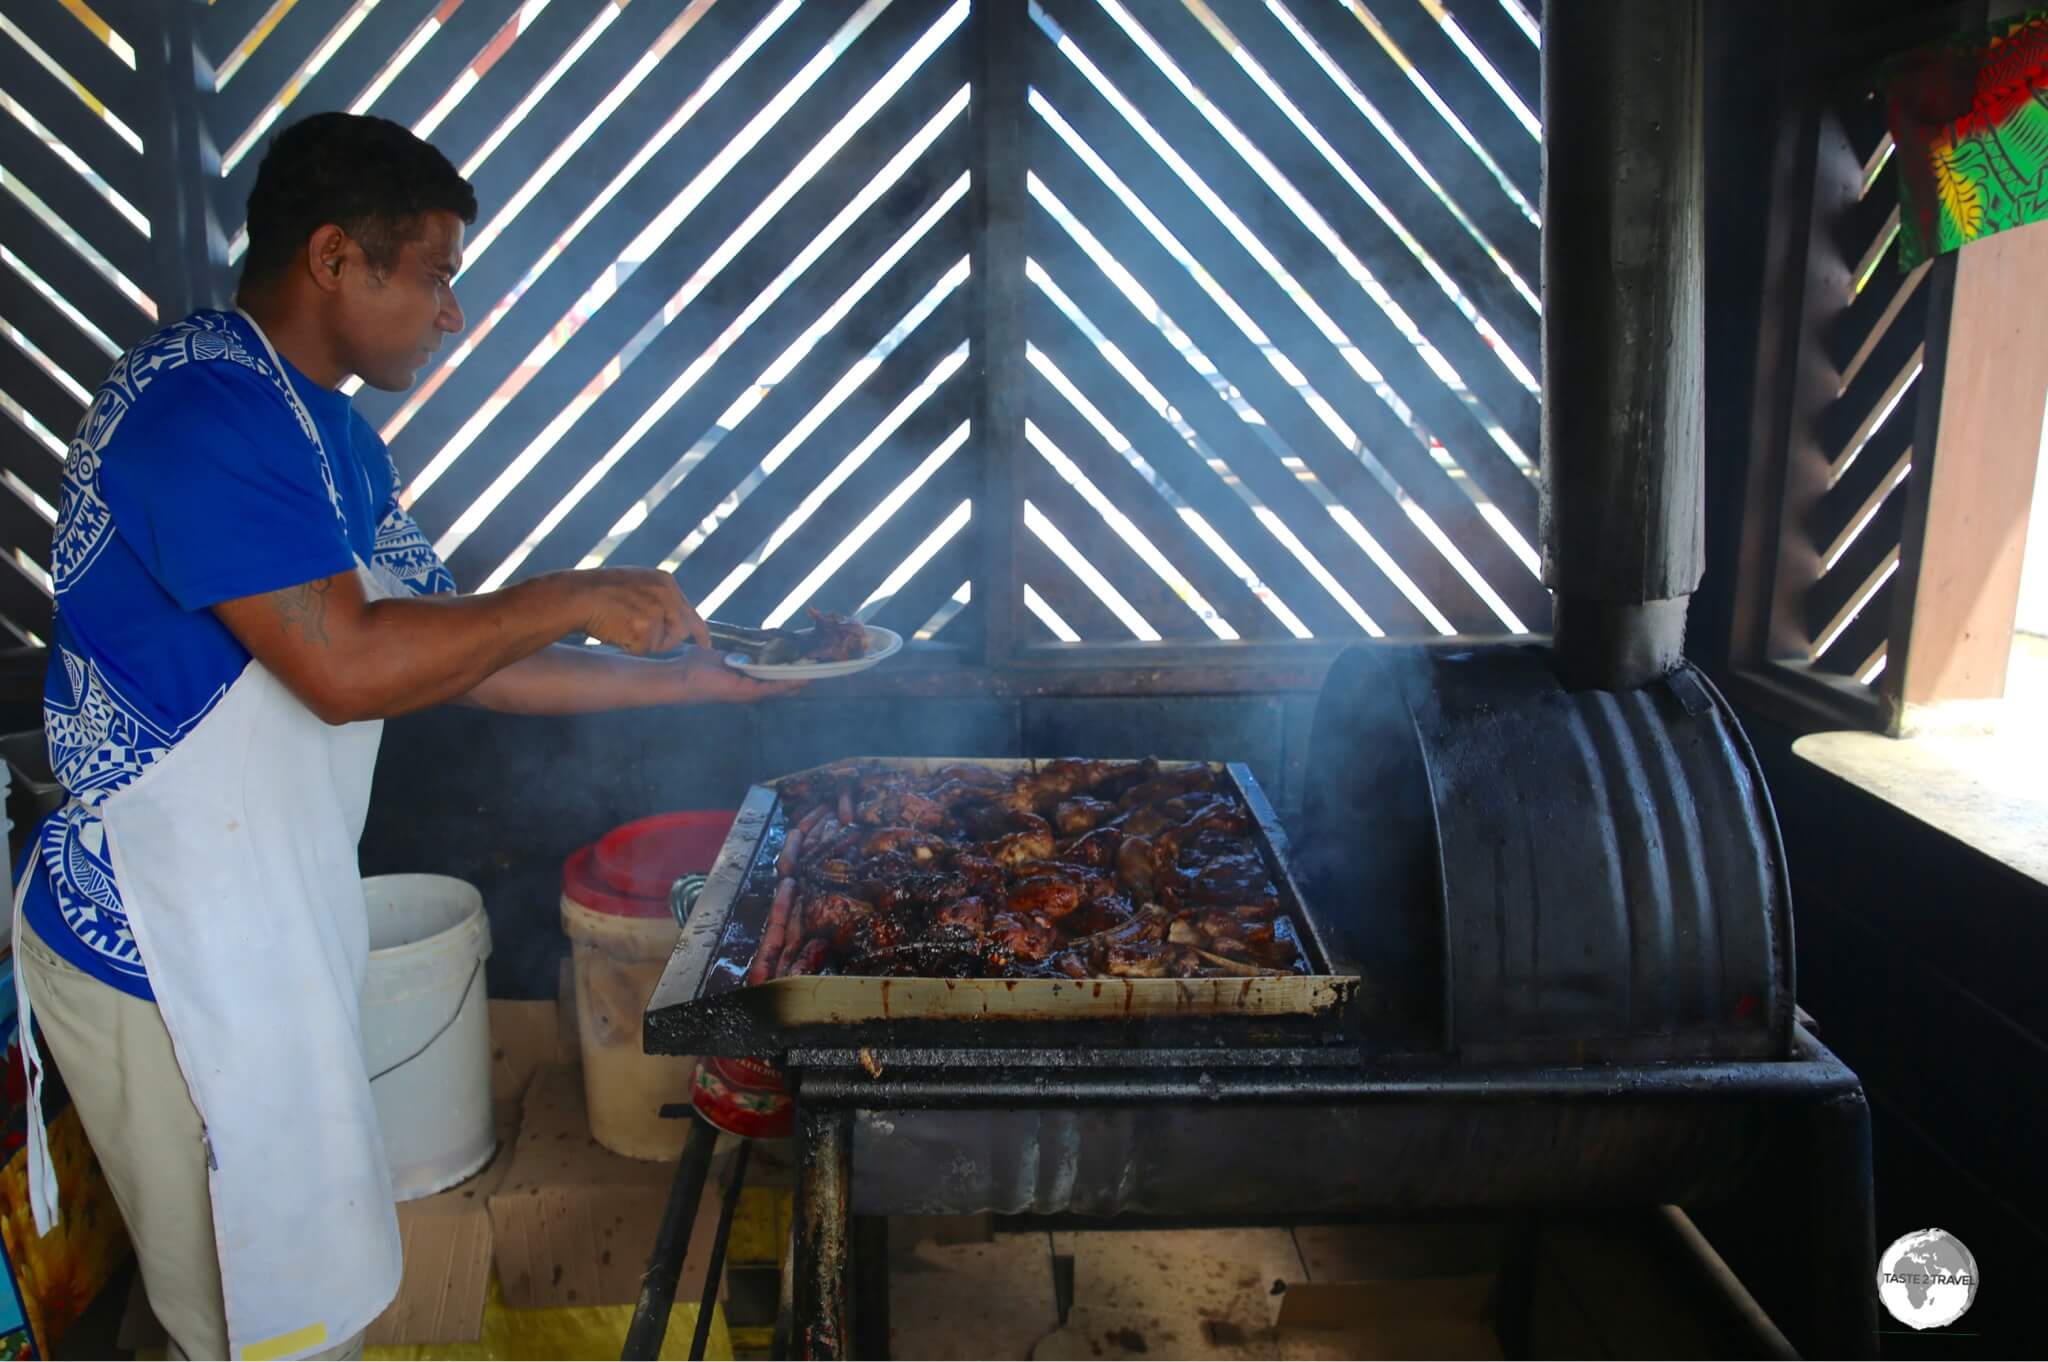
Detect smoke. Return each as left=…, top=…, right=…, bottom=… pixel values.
left=1293, top=640, right=1446, bottom=1038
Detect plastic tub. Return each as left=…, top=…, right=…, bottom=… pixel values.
left=561, top=810, right=735, bottom=1160
left=362, top=874, right=495, bottom=1200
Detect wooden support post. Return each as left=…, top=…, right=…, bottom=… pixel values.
left=1884, top=220, right=2048, bottom=715
left=138, top=2, right=220, bottom=318
left=969, top=0, right=1029, bottom=665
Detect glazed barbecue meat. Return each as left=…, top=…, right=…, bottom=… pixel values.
left=1065, top=827, right=1122, bottom=869
left=1055, top=797, right=1114, bottom=837
left=1005, top=875, right=1087, bottom=921
left=752, top=760, right=1306, bottom=981
left=796, top=608, right=869, bottom=662
left=984, top=910, right=1058, bottom=968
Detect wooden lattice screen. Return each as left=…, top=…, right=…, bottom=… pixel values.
left=1791, top=91, right=1923, bottom=692
left=0, top=0, right=1546, bottom=667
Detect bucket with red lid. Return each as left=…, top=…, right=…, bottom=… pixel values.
left=560, top=810, right=737, bottom=1160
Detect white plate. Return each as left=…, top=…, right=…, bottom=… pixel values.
left=722, top=624, right=903, bottom=680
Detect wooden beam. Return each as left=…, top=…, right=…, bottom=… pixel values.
left=767, top=636, right=1530, bottom=700
left=967, top=0, right=1028, bottom=668
left=1884, top=219, right=2048, bottom=713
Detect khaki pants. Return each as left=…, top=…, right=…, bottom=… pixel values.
left=15, top=917, right=365, bottom=1361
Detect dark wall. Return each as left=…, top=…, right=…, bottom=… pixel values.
left=359, top=688, right=1318, bottom=1001
left=1691, top=2, right=2047, bottom=1353
left=1749, top=717, right=2048, bottom=1357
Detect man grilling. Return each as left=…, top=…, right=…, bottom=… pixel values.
left=12, top=112, right=789, bottom=1360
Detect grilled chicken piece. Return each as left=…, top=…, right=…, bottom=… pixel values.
left=984, top=910, right=1057, bottom=966
left=798, top=607, right=868, bottom=662
left=809, top=857, right=860, bottom=889
left=1167, top=795, right=1248, bottom=836
left=1239, top=922, right=1299, bottom=966
left=952, top=853, right=1007, bottom=894
left=1115, top=766, right=1217, bottom=810
left=777, top=764, right=867, bottom=808
left=1175, top=853, right=1272, bottom=904
left=933, top=764, right=1012, bottom=790
left=1202, top=934, right=1254, bottom=961
left=1115, top=835, right=1156, bottom=898
left=843, top=909, right=910, bottom=959
left=861, top=827, right=947, bottom=862
left=957, top=801, right=1030, bottom=840
left=986, top=813, right=1055, bottom=868
left=808, top=820, right=869, bottom=868
left=1064, top=893, right=1134, bottom=937
left=1055, top=797, right=1115, bottom=837
left=871, top=870, right=971, bottom=916
left=800, top=891, right=873, bottom=948
left=929, top=895, right=989, bottom=938
left=926, top=778, right=999, bottom=813
left=1063, top=826, right=1122, bottom=868
left=1107, top=804, right=1175, bottom=838
left=1003, top=759, right=1152, bottom=815
left=1151, top=807, right=1247, bottom=869
left=1001, top=862, right=1113, bottom=896
left=856, top=788, right=949, bottom=829
left=1006, top=875, right=1086, bottom=921
left=1127, top=791, right=1225, bottom=829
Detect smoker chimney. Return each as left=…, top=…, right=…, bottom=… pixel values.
left=1539, top=0, right=1706, bottom=690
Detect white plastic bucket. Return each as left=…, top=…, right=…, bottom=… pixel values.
left=362, top=874, right=495, bottom=1201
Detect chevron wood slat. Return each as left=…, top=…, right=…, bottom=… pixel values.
left=1282, top=0, right=1538, bottom=293
left=1135, top=0, right=1539, bottom=396
left=0, top=0, right=1563, bottom=655
left=1364, top=0, right=1540, bottom=204
left=1441, top=0, right=1538, bottom=115
left=435, top=16, right=974, bottom=585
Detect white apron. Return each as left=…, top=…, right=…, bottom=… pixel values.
left=15, top=314, right=406, bottom=1360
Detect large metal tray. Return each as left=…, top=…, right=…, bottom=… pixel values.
left=645, top=759, right=1361, bottom=1056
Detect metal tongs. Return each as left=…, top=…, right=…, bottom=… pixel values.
left=705, top=619, right=814, bottom=666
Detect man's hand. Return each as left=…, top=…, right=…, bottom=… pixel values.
left=564, top=568, right=709, bottom=655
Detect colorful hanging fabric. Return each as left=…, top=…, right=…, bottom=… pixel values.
left=1883, top=8, right=2048, bottom=270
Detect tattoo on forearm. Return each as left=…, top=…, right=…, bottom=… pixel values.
left=273, top=579, right=332, bottom=646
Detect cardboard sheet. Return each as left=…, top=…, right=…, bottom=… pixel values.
left=487, top=1065, right=725, bottom=1310
left=366, top=999, right=573, bottom=1345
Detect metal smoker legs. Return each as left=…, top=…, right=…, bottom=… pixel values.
left=793, top=1106, right=854, bottom=1359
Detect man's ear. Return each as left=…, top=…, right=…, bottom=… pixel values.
left=305, top=224, right=351, bottom=295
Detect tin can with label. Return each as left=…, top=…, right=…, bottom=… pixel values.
left=689, top=1054, right=794, bottom=1140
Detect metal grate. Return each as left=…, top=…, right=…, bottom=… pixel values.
left=1796, top=90, right=1923, bottom=690
left=0, top=0, right=1550, bottom=660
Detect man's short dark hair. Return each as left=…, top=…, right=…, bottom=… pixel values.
left=241, top=112, right=477, bottom=288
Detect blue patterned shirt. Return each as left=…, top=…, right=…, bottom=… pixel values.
left=23, top=310, right=455, bottom=1000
